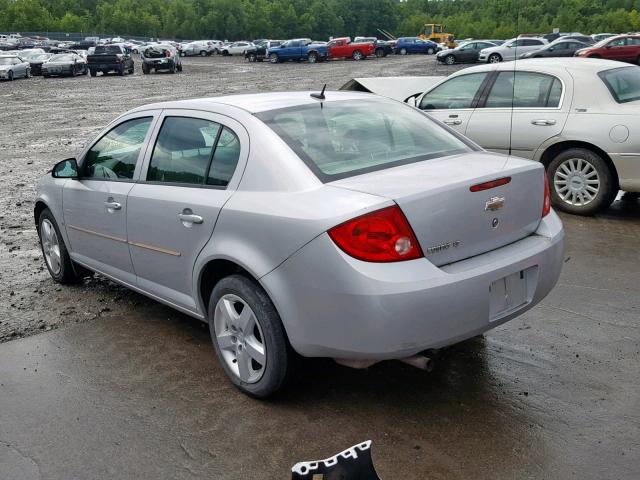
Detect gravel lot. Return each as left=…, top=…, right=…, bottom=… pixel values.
left=1, top=54, right=639, bottom=479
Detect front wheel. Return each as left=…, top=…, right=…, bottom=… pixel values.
left=247, top=53, right=256, bottom=62
left=200, top=50, right=207, bottom=57
left=399, top=48, right=407, bottom=55
left=488, top=53, right=502, bottom=63
left=547, top=148, right=617, bottom=215
left=209, top=275, right=292, bottom=398
left=25, top=68, right=31, bottom=78
left=89, top=69, right=97, bottom=77
left=375, top=48, right=385, bottom=58
left=269, top=53, right=279, bottom=64
left=38, top=209, right=84, bottom=284
left=444, top=54, right=455, bottom=65
left=427, top=47, right=435, bottom=55
left=7, top=70, right=13, bottom=81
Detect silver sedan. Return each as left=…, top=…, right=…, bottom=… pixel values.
left=35, top=92, right=564, bottom=397
left=0, top=55, right=30, bottom=80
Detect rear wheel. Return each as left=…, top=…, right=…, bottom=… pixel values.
left=38, top=209, right=85, bottom=284
left=308, top=52, right=318, bottom=63
left=547, top=148, right=617, bottom=215
left=444, top=54, right=455, bottom=65
left=352, top=49, right=363, bottom=60
left=118, top=66, right=125, bottom=76
left=209, top=275, right=292, bottom=398
left=177, top=63, right=182, bottom=72
left=142, top=64, right=149, bottom=74
left=247, top=52, right=257, bottom=62
left=200, top=50, right=207, bottom=57
left=89, top=69, right=96, bottom=77
left=488, top=53, right=502, bottom=63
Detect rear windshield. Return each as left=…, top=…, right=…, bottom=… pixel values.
left=257, top=99, right=473, bottom=182
left=94, top=45, right=121, bottom=54
left=598, top=67, right=640, bottom=103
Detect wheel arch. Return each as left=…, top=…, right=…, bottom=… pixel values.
left=34, top=200, right=49, bottom=229
left=539, top=140, right=619, bottom=190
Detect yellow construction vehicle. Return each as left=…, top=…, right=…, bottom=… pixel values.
left=419, top=24, right=455, bottom=46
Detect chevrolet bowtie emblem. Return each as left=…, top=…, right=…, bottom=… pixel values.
left=485, top=196, right=505, bottom=211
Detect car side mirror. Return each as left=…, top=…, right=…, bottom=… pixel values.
left=506, top=44, right=512, bottom=48
left=605, top=44, right=612, bottom=48
left=548, top=47, right=554, bottom=52
left=52, top=158, right=79, bottom=179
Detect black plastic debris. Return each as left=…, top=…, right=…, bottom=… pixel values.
left=291, top=440, right=381, bottom=479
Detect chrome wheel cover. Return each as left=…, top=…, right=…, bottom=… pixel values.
left=554, top=157, right=600, bottom=206
left=214, top=294, right=266, bottom=383
left=40, top=219, right=61, bottom=275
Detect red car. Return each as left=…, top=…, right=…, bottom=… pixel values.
left=328, top=37, right=375, bottom=60
left=575, top=35, right=640, bottom=63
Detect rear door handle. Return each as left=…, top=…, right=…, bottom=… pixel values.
left=104, top=200, right=121, bottom=211
left=444, top=119, right=462, bottom=125
left=178, top=210, right=203, bottom=226
left=531, top=119, right=556, bottom=126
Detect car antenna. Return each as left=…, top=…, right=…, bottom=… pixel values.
left=310, top=84, right=327, bottom=100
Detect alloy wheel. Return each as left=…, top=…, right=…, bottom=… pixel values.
left=553, top=157, right=600, bottom=206
left=40, top=219, right=61, bottom=275
left=214, top=294, right=266, bottom=384
left=445, top=55, right=455, bottom=65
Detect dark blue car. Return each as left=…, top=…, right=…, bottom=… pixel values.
left=394, top=37, right=440, bottom=55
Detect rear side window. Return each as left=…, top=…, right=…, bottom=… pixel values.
left=485, top=71, right=562, bottom=108
left=523, top=39, right=544, bottom=46
left=599, top=67, right=640, bottom=103
left=419, top=73, right=488, bottom=110
left=147, top=117, right=240, bottom=187
left=83, top=117, right=152, bottom=180
left=257, top=99, right=473, bottom=182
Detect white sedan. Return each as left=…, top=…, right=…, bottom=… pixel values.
left=221, top=41, right=253, bottom=56
left=411, top=58, right=640, bottom=215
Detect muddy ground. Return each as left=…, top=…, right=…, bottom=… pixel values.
left=0, top=55, right=639, bottom=479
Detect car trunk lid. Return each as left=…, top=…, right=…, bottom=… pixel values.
left=328, top=152, right=545, bottom=266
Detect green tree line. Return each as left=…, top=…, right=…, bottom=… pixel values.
left=1, top=0, right=640, bottom=40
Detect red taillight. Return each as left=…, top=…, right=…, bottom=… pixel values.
left=328, top=205, right=423, bottom=262
left=469, top=177, right=511, bottom=192
left=542, top=171, right=551, bottom=217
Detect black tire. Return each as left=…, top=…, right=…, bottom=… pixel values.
left=427, top=47, right=435, bottom=54
left=7, top=70, right=13, bottom=81
left=25, top=68, right=31, bottom=78
left=248, top=53, right=256, bottom=62
left=208, top=275, right=291, bottom=398
left=142, top=64, right=149, bottom=74
left=375, top=48, right=385, bottom=58
left=222, top=50, right=229, bottom=56
left=352, top=49, right=363, bottom=60
left=547, top=148, right=617, bottom=215
left=269, top=53, right=279, bottom=64
left=180, top=51, right=185, bottom=57
left=308, top=52, right=318, bottom=63
left=118, top=66, right=125, bottom=76
left=177, top=63, right=182, bottom=72
left=43, top=73, right=49, bottom=78
left=89, top=69, right=96, bottom=77
left=399, top=47, right=408, bottom=55
left=444, top=54, right=455, bottom=65
left=488, top=53, right=502, bottom=63
left=200, top=50, right=207, bottom=57
left=37, top=209, right=85, bottom=284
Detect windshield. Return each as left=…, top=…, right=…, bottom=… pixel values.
left=599, top=67, right=640, bottom=103
left=257, top=99, right=473, bottom=182
left=0, top=57, right=16, bottom=65
left=50, top=54, right=75, bottom=62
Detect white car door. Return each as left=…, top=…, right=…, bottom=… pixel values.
left=417, top=71, right=492, bottom=134
left=465, top=70, right=570, bottom=158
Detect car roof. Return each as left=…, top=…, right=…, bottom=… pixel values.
left=129, top=91, right=382, bottom=115
left=453, top=57, right=629, bottom=75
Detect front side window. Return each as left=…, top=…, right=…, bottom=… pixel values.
left=608, top=38, right=627, bottom=47
left=147, top=117, right=240, bottom=187
left=599, top=67, right=640, bottom=103
left=419, top=73, right=488, bottom=110
left=83, top=117, right=152, bottom=180
left=257, top=99, right=473, bottom=182
left=485, top=71, right=562, bottom=108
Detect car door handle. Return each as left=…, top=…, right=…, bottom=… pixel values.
left=444, top=119, right=462, bottom=125
left=104, top=200, right=121, bottom=211
left=531, top=119, right=556, bottom=126
left=178, top=213, right=203, bottom=225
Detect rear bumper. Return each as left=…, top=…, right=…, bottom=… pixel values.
left=261, top=211, right=564, bottom=359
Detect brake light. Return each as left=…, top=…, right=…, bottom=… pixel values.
left=328, top=205, right=423, bottom=262
left=542, top=171, right=551, bottom=217
left=469, top=177, right=511, bottom=192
